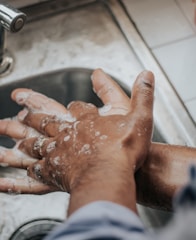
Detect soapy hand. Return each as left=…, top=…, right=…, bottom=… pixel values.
left=0, top=69, right=154, bottom=194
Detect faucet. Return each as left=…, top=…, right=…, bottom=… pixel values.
left=0, top=4, right=26, bottom=76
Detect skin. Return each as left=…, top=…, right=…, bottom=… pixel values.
left=0, top=70, right=154, bottom=215
left=0, top=69, right=195, bottom=211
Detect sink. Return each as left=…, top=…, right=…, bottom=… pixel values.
left=0, top=0, right=194, bottom=238
left=0, top=68, right=171, bottom=240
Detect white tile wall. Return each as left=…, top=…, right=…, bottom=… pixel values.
left=123, top=0, right=196, bottom=123
left=122, top=0, right=194, bottom=48
left=153, top=36, right=196, bottom=102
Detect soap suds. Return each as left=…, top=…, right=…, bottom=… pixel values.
left=46, top=141, right=56, bottom=153
left=15, top=92, right=30, bottom=104
left=64, top=135, right=70, bottom=142
left=100, top=135, right=108, bottom=140
left=59, top=123, right=72, bottom=132
left=79, top=144, right=91, bottom=155
left=53, top=156, right=60, bottom=165
left=33, top=136, right=47, bottom=155
left=73, top=121, right=80, bottom=130
left=98, top=104, right=112, bottom=116
left=33, top=164, right=42, bottom=179
left=95, top=131, right=100, bottom=137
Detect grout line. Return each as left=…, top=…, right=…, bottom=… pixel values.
left=185, top=97, right=196, bottom=103
left=152, top=34, right=196, bottom=50
left=174, top=0, right=196, bottom=33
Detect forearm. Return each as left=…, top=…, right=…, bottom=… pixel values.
left=136, top=143, right=196, bottom=211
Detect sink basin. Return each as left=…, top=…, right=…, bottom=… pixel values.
left=0, top=68, right=171, bottom=240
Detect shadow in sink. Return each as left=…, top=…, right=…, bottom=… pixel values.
left=0, top=68, right=105, bottom=147
left=0, top=68, right=170, bottom=228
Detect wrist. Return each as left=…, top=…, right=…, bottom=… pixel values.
left=67, top=159, right=136, bottom=216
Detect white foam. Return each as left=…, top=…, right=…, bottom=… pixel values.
left=46, top=141, right=56, bottom=153
left=15, top=92, right=30, bottom=103
left=64, top=135, right=70, bottom=142
left=79, top=144, right=91, bottom=155
left=59, top=123, right=72, bottom=132
left=53, top=156, right=60, bottom=165
left=95, top=131, right=100, bottom=136
left=98, top=104, right=112, bottom=116
left=100, top=135, right=108, bottom=140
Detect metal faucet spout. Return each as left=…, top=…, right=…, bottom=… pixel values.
left=0, top=4, right=26, bottom=76
left=0, top=4, right=26, bottom=32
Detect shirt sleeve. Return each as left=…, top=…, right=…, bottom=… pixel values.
left=44, top=201, right=151, bottom=240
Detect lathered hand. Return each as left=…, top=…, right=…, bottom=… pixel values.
left=0, top=89, right=67, bottom=193
left=0, top=69, right=154, bottom=195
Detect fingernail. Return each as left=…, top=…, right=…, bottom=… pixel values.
left=140, top=70, right=154, bottom=87
left=15, top=92, right=29, bottom=104
left=91, top=68, right=105, bottom=82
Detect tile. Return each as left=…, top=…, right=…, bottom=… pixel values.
left=176, top=0, right=196, bottom=30
left=185, top=99, right=196, bottom=123
left=153, top=36, right=196, bottom=102
left=122, top=0, right=194, bottom=48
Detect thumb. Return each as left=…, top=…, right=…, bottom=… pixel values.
left=130, top=70, right=154, bottom=119
left=123, top=71, right=155, bottom=169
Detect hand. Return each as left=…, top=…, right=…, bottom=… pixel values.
left=0, top=70, right=154, bottom=196
left=0, top=90, right=68, bottom=193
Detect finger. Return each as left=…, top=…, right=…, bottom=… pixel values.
left=91, top=69, right=130, bottom=115
left=67, top=101, right=98, bottom=119
left=28, top=160, right=67, bottom=192
left=0, top=176, right=58, bottom=194
left=21, top=111, right=64, bottom=137
left=19, top=136, right=51, bottom=158
left=0, top=146, right=37, bottom=168
left=123, top=71, right=154, bottom=170
left=0, top=117, right=39, bottom=140
left=11, top=88, right=67, bottom=116
left=130, top=70, right=154, bottom=115
left=128, top=70, right=154, bottom=143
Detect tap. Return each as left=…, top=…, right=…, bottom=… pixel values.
left=0, top=4, right=26, bottom=76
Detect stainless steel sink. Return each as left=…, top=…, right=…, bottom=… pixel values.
left=0, top=0, right=195, bottom=239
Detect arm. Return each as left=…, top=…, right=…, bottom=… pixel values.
left=136, top=143, right=196, bottom=211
